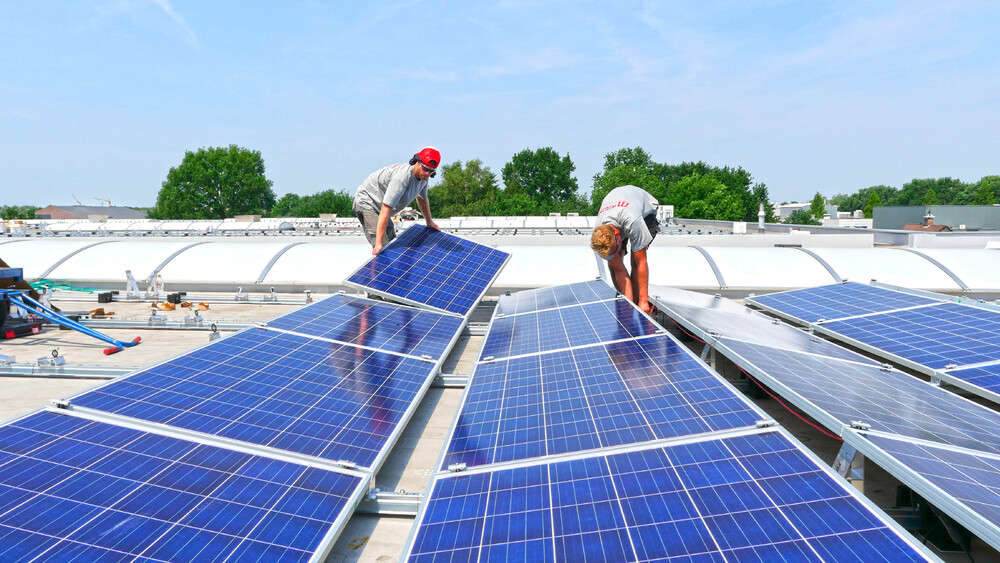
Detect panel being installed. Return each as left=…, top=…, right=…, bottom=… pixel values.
left=0, top=410, right=366, bottom=562
left=345, top=225, right=510, bottom=317
left=650, top=286, right=878, bottom=365
left=408, top=429, right=933, bottom=562
left=748, top=281, right=941, bottom=324
left=442, top=335, right=762, bottom=470
left=718, top=338, right=1000, bottom=455
left=853, top=431, right=1000, bottom=548
left=267, top=293, right=464, bottom=360
left=494, top=279, right=618, bottom=316
left=479, top=298, right=662, bottom=361
left=69, top=328, right=439, bottom=469
left=821, top=303, right=1000, bottom=370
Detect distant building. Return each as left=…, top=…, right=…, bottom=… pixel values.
left=874, top=205, right=1000, bottom=230
left=35, top=206, right=147, bottom=220
left=773, top=202, right=811, bottom=220
left=902, top=211, right=951, bottom=232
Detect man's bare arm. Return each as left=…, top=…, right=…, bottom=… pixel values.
left=373, top=203, right=393, bottom=255
left=631, top=248, right=651, bottom=313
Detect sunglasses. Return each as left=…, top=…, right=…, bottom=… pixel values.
left=419, top=163, right=435, bottom=174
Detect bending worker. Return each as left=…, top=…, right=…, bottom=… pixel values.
left=590, top=184, right=660, bottom=313
left=354, top=147, right=441, bottom=254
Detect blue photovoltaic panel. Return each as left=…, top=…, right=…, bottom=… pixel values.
left=823, top=303, right=1000, bottom=370
left=656, top=297, right=879, bottom=365
left=749, top=282, right=940, bottom=324
left=480, top=299, right=661, bottom=361
left=944, top=364, right=1000, bottom=397
left=494, top=279, right=618, bottom=316
left=71, top=328, right=436, bottom=469
left=861, top=433, right=1000, bottom=534
left=346, top=225, right=510, bottom=316
left=267, top=294, right=463, bottom=360
left=443, top=335, right=761, bottom=470
left=410, top=431, right=929, bottom=562
left=719, top=337, right=1000, bottom=455
left=0, top=410, right=364, bottom=562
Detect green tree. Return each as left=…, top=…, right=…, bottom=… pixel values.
left=809, top=192, right=826, bottom=218
left=863, top=190, right=882, bottom=218
left=0, top=205, right=40, bottom=219
left=591, top=147, right=660, bottom=212
left=973, top=176, right=1000, bottom=205
left=270, top=189, right=352, bottom=217
left=657, top=163, right=757, bottom=220
left=151, top=145, right=276, bottom=219
left=666, top=174, right=744, bottom=220
left=922, top=187, right=939, bottom=206
left=429, top=160, right=499, bottom=218
left=501, top=148, right=580, bottom=209
left=832, top=185, right=896, bottom=215
left=896, top=178, right=965, bottom=206
left=752, top=184, right=777, bottom=223
left=271, top=193, right=302, bottom=217
left=785, top=208, right=820, bottom=225
left=488, top=190, right=537, bottom=216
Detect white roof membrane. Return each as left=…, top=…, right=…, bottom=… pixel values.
left=808, top=247, right=961, bottom=290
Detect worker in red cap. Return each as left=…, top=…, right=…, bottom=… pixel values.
left=353, top=147, right=441, bottom=254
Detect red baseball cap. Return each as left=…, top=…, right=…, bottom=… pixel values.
left=415, top=146, right=441, bottom=169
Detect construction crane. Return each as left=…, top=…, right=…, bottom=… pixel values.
left=72, top=195, right=83, bottom=205
left=95, top=197, right=111, bottom=207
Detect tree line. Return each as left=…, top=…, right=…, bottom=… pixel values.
left=829, top=176, right=1000, bottom=219
left=140, top=144, right=779, bottom=222
left=6, top=144, right=996, bottom=222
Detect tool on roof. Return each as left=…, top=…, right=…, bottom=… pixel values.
left=0, top=289, right=141, bottom=355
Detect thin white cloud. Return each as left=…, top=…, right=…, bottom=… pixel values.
left=478, top=46, right=586, bottom=77
left=150, top=0, right=198, bottom=46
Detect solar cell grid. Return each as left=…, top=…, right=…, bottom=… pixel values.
left=442, top=335, right=761, bottom=470
left=718, top=337, right=1000, bottom=455
left=942, top=364, right=1000, bottom=398
left=480, top=299, right=661, bottom=361
left=266, top=294, right=464, bottom=360
left=0, top=410, right=365, bottom=563
left=346, top=225, right=510, bottom=316
left=858, top=432, right=1000, bottom=545
left=410, top=430, right=931, bottom=562
left=71, top=328, right=437, bottom=469
left=822, top=302, right=1000, bottom=370
left=494, top=279, right=618, bottom=316
left=749, top=282, right=940, bottom=324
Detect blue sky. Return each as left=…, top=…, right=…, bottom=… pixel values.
left=2, top=1, right=999, bottom=208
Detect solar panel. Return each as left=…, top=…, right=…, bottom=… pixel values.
left=267, top=293, right=464, bottom=360
left=494, top=279, right=618, bottom=316
left=408, top=430, right=932, bottom=562
left=652, top=292, right=879, bottom=365
left=748, top=282, right=940, bottom=324
left=345, top=225, right=510, bottom=316
left=0, top=410, right=366, bottom=562
left=718, top=337, right=1000, bottom=455
left=70, top=328, right=438, bottom=469
left=822, top=302, right=1000, bottom=370
left=854, top=431, right=1000, bottom=548
left=442, top=335, right=762, bottom=470
left=479, top=298, right=662, bottom=361
left=942, top=363, right=1000, bottom=399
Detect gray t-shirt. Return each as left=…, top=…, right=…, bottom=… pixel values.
left=596, top=185, right=658, bottom=258
left=353, top=163, right=429, bottom=215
